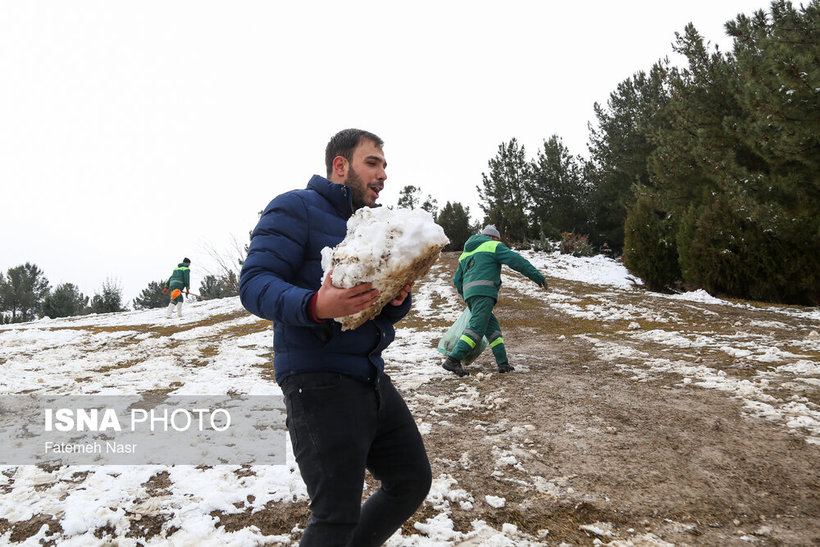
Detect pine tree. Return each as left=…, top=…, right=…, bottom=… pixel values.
left=436, top=201, right=475, bottom=251
left=396, top=185, right=438, bottom=219
left=133, top=280, right=169, bottom=310
left=650, top=24, right=749, bottom=206
left=0, top=273, right=6, bottom=323
left=200, top=275, right=228, bottom=299
left=220, top=270, right=239, bottom=297
left=42, top=283, right=89, bottom=318
left=420, top=195, right=439, bottom=220
left=0, top=263, right=50, bottom=322
left=727, top=1, right=820, bottom=174
left=0, top=273, right=4, bottom=315
left=587, top=61, right=673, bottom=251
left=526, top=135, right=589, bottom=239
left=478, top=139, right=530, bottom=242
left=198, top=272, right=238, bottom=299
left=397, top=185, right=421, bottom=209
left=90, top=279, right=127, bottom=314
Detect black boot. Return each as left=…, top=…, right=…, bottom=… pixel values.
left=442, top=356, right=469, bottom=377
left=497, top=362, right=515, bottom=373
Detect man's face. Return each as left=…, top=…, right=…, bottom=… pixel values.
left=344, top=139, right=387, bottom=210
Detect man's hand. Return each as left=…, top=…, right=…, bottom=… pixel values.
left=390, top=282, right=414, bottom=307
left=314, top=271, right=380, bottom=320
left=540, top=278, right=549, bottom=290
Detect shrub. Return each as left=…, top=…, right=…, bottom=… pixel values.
left=623, top=197, right=681, bottom=292
left=676, top=204, right=700, bottom=285
left=684, top=196, right=818, bottom=304
left=560, top=232, right=596, bottom=257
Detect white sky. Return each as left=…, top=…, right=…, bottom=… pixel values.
left=0, top=0, right=769, bottom=304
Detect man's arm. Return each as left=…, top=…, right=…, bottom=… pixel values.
left=495, top=244, right=546, bottom=285
left=239, top=193, right=316, bottom=325
left=452, top=263, right=464, bottom=297
left=241, top=193, right=386, bottom=326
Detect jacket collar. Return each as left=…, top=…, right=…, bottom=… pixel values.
left=464, top=233, right=492, bottom=251
left=307, top=175, right=353, bottom=218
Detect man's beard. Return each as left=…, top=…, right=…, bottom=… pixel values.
left=345, top=167, right=374, bottom=210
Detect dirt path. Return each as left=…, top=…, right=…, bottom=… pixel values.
left=412, top=345, right=819, bottom=545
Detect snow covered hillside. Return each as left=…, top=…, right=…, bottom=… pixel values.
left=1, top=251, right=818, bottom=545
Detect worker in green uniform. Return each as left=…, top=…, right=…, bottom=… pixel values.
left=163, top=257, right=191, bottom=318
left=442, top=226, right=548, bottom=377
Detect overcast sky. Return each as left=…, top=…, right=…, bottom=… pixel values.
left=0, top=0, right=770, bottom=305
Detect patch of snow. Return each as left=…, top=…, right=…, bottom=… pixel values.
left=484, top=495, right=506, bottom=508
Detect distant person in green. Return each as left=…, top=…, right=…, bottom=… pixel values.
left=442, top=226, right=548, bottom=377
left=163, top=258, right=191, bottom=318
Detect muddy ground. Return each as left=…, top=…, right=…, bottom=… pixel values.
left=407, top=252, right=818, bottom=546
left=409, top=333, right=820, bottom=545
left=238, top=253, right=819, bottom=545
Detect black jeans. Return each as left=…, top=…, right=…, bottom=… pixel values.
left=280, top=372, right=432, bottom=546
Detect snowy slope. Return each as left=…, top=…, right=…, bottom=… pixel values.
left=1, top=251, right=818, bottom=545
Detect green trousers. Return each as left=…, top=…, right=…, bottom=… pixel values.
left=449, top=295, right=508, bottom=365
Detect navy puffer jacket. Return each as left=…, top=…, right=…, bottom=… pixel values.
left=239, top=175, right=411, bottom=384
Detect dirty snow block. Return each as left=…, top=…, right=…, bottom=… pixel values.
left=321, top=207, right=449, bottom=330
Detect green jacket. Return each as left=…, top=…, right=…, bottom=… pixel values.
left=165, top=263, right=190, bottom=290
left=453, top=235, right=544, bottom=301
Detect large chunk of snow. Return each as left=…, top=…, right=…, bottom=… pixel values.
left=321, top=207, right=449, bottom=330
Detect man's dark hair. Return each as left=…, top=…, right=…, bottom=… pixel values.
left=325, top=128, right=383, bottom=177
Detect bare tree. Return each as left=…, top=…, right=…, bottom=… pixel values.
left=197, top=234, right=248, bottom=297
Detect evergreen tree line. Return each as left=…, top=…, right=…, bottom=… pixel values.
left=432, top=1, right=818, bottom=305
left=0, top=263, right=128, bottom=323
left=0, top=263, right=240, bottom=323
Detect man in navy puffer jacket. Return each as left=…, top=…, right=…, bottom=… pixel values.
left=240, top=129, right=431, bottom=546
